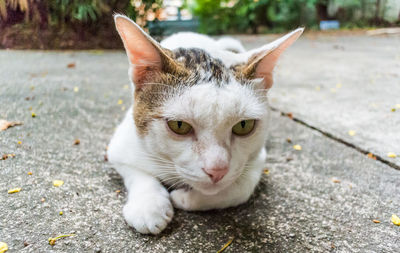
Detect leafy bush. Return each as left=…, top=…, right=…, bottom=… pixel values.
left=191, top=0, right=318, bottom=34
left=191, top=0, right=399, bottom=34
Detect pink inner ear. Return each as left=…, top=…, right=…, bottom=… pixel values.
left=253, top=28, right=303, bottom=89
left=115, top=16, right=162, bottom=87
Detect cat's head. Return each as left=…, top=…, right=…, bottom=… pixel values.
left=114, top=15, right=302, bottom=195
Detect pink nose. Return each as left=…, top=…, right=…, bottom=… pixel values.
left=202, top=166, right=228, bottom=183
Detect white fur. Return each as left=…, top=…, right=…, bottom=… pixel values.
left=161, top=32, right=247, bottom=67
left=108, top=19, right=300, bottom=234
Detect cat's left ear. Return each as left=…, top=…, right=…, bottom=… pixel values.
left=114, top=14, right=185, bottom=90
left=240, top=28, right=304, bottom=89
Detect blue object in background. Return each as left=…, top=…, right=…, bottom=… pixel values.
left=320, top=20, right=340, bottom=30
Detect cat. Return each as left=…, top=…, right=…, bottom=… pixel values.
left=107, top=14, right=303, bottom=234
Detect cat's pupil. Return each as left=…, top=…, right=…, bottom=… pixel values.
left=241, top=120, right=246, bottom=128
left=177, top=121, right=182, bottom=128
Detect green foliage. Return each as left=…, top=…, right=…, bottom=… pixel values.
left=192, top=0, right=318, bottom=34
left=49, top=0, right=111, bottom=24
left=191, top=0, right=399, bottom=34
left=0, top=0, right=161, bottom=29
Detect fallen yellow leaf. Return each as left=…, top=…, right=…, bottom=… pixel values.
left=31, top=112, right=36, bottom=118
left=27, top=172, right=32, bottom=175
left=17, top=141, right=22, bottom=145
left=293, top=144, right=302, bottom=151
left=0, top=242, right=8, bottom=253
left=48, top=234, right=75, bottom=246
left=8, top=188, right=21, bottom=194
left=217, top=238, right=233, bottom=253
left=59, top=211, right=63, bottom=215
left=367, top=153, right=377, bottom=160
left=372, top=219, right=380, bottom=223
left=118, top=99, right=123, bottom=105
left=0, top=120, right=23, bottom=131
left=263, top=169, right=269, bottom=175
left=392, top=214, right=400, bottom=226
left=387, top=152, right=397, bottom=158
left=53, top=180, right=64, bottom=187
left=348, top=130, right=356, bottom=136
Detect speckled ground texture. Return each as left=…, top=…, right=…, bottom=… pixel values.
left=1, top=33, right=399, bottom=252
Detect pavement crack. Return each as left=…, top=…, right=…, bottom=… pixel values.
left=270, top=106, right=400, bottom=171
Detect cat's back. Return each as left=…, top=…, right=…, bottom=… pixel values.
left=161, top=32, right=245, bottom=66
left=161, top=32, right=245, bottom=52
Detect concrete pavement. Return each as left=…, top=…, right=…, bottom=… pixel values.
left=1, top=33, right=399, bottom=252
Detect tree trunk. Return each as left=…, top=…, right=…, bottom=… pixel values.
left=316, top=2, right=329, bottom=21
left=374, top=0, right=381, bottom=23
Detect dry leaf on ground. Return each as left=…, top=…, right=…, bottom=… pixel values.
left=0, top=120, right=22, bottom=131
left=0, top=242, right=8, bottom=253
left=367, top=153, right=377, bottom=160
left=293, top=144, right=302, bottom=151
left=48, top=234, right=75, bottom=246
left=217, top=238, right=233, bottom=253
left=1, top=154, right=15, bottom=160
left=348, top=130, right=356, bottom=136
left=392, top=214, right=400, bottom=226
left=8, top=188, right=21, bottom=194
left=53, top=180, right=64, bottom=187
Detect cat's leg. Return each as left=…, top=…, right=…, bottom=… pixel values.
left=119, top=166, right=174, bottom=234
left=170, top=148, right=266, bottom=211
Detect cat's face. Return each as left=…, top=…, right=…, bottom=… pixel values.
left=144, top=80, right=269, bottom=195
left=114, top=15, right=302, bottom=195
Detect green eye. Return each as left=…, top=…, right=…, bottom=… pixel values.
left=167, top=120, right=192, bottom=135
left=232, top=120, right=256, bottom=136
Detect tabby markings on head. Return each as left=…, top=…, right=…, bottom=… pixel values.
left=134, top=47, right=236, bottom=135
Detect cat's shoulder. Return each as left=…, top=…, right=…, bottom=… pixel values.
left=161, top=32, right=219, bottom=51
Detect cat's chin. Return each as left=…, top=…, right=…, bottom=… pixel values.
left=192, top=182, right=229, bottom=196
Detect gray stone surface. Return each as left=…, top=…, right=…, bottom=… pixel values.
left=237, top=33, right=400, bottom=166
left=1, top=34, right=400, bottom=253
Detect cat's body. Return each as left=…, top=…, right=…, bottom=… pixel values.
left=107, top=15, right=303, bottom=234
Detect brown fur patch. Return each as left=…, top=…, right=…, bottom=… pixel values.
left=133, top=47, right=235, bottom=135
left=231, top=50, right=274, bottom=88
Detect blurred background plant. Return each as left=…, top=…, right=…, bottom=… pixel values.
left=191, top=0, right=400, bottom=34
left=0, top=0, right=399, bottom=49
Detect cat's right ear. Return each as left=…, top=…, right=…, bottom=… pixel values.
left=114, top=15, right=183, bottom=90
left=238, top=28, right=303, bottom=89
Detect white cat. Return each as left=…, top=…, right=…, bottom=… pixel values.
left=107, top=14, right=303, bottom=234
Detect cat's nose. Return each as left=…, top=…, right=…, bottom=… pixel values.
left=202, top=166, right=228, bottom=183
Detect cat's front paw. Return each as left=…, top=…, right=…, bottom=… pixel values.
left=170, top=188, right=198, bottom=211
left=123, top=193, right=174, bottom=234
